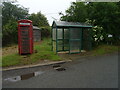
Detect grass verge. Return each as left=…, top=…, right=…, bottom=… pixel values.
left=2, top=54, right=21, bottom=67
left=91, top=45, right=118, bottom=56
left=2, top=38, right=61, bottom=67
left=2, top=40, right=118, bottom=67
left=30, top=38, right=61, bottom=62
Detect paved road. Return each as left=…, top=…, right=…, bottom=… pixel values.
left=2, top=53, right=118, bottom=88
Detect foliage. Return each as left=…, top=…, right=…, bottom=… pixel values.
left=2, top=2, right=29, bottom=25
left=41, top=26, right=51, bottom=40
left=87, top=2, right=120, bottom=44
left=2, top=20, right=18, bottom=46
left=28, top=12, right=49, bottom=27
left=60, top=2, right=87, bottom=22
left=91, top=26, right=104, bottom=46
left=2, top=2, right=29, bottom=46
left=28, top=12, right=50, bottom=39
left=60, top=2, right=120, bottom=45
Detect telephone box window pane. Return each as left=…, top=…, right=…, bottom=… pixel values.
left=21, top=31, right=29, bottom=34
left=20, top=26, right=29, bottom=30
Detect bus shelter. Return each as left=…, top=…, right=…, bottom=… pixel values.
left=52, top=21, right=92, bottom=54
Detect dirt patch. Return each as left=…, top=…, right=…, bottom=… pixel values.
left=58, top=51, right=93, bottom=60
left=34, top=41, right=43, bottom=45
left=2, top=45, right=18, bottom=56
left=2, top=41, right=43, bottom=56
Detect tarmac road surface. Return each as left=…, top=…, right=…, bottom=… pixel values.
left=2, top=52, right=118, bottom=88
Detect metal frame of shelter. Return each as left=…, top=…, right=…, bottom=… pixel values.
left=52, top=21, right=92, bottom=54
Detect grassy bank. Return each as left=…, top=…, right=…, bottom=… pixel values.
left=2, top=38, right=61, bottom=67
left=92, top=45, right=118, bottom=56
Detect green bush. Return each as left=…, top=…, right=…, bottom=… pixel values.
left=2, top=20, right=18, bottom=46
left=41, top=26, right=51, bottom=40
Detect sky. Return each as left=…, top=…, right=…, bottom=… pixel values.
left=16, top=0, right=76, bottom=25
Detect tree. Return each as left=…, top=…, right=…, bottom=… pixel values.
left=2, top=2, right=29, bottom=25
left=60, top=2, right=88, bottom=22
left=28, top=12, right=50, bottom=39
left=2, top=20, right=18, bottom=46
left=2, top=2, right=29, bottom=46
left=87, top=2, right=120, bottom=44
left=28, top=12, right=49, bottom=27
left=60, top=2, right=120, bottom=45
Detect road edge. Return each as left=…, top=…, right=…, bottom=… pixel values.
left=2, top=60, right=72, bottom=71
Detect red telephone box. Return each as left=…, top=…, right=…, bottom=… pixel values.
left=18, top=19, right=33, bottom=54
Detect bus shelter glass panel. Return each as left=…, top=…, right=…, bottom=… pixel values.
left=63, top=39, right=69, bottom=51
left=52, top=28, right=56, bottom=40
left=57, top=40, right=63, bottom=51
left=64, top=28, right=69, bottom=39
left=64, top=28, right=69, bottom=51
left=70, top=40, right=81, bottom=53
left=57, top=28, right=63, bottom=39
left=57, top=28, right=63, bottom=51
left=70, top=28, right=82, bottom=53
left=70, top=28, right=81, bottom=39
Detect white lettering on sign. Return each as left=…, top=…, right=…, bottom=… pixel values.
left=19, top=23, right=30, bottom=25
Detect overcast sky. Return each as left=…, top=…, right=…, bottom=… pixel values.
left=16, top=0, right=76, bottom=25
